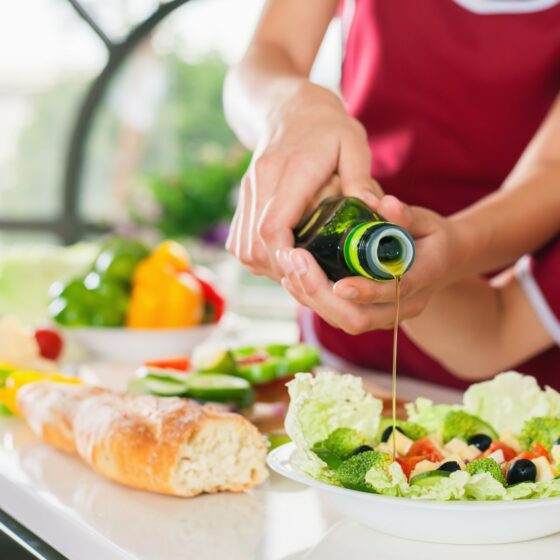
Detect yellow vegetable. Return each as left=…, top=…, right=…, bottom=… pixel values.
left=127, top=242, right=203, bottom=329
left=0, top=370, right=80, bottom=416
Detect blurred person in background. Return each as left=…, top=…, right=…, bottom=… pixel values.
left=223, top=0, right=560, bottom=389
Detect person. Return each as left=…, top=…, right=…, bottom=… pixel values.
left=223, top=0, right=560, bottom=389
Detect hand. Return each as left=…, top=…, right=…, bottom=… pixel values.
left=225, top=82, right=383, bottom=280
left=276, top=196, right=459, bottom=334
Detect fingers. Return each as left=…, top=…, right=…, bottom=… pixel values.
left=277, top=248, right=406, bottom=334
left=333, top=276, right=413, bottom=304
left=338, top=123, right=384, bottom=205
left=258, top=153, right=334, bottom=276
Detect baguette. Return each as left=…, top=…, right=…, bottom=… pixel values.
left=17, top=381, right=268, bottom=497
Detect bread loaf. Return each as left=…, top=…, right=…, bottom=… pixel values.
left=17, top=382, right=268, bottom=497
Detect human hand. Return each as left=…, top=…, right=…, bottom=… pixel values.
left=225, top=82, right=383, bottom=280
left=276, top=195, right=460, bottom=334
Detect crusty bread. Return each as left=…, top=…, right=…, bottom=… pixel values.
left=17, top=382, right=268, bottom=497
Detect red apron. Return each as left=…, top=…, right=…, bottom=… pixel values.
left=307, top=0, right=560, bottom=390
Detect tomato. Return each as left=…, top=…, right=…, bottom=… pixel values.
left=144, top=356, right=190, bottom=371
left=532, top=443, right=549, bottom=459
left=237, top=353, right=269, bottom=366
left=407, top=437, right=444, bottom=462
left=34, top=328, right=64, bottom=361
left=396, top=455, right=427, bottom=479
left=482, top=441, right=517, bottom=462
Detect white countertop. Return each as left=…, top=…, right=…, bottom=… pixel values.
left=1, top=316, right=556, bottom=558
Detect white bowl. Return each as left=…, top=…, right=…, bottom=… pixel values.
left=268, top=443, right=560, bottom=545
left=63, top=324, right=217, bottom=363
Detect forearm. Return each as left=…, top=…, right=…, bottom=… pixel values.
left=223, top=0, right=338, bottom=149
left=450, top=162, right=560, bottom=280
left=448, top=94, right=560, bottom=282
left=403, top=272, right=553, bottom=380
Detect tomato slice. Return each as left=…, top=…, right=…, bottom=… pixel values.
left=144, top=356, right=190, bottom=371
left=407, top=437, right=444, bottom=462
left=482, top=441, right=517, bottom=462
left=532, top=443, right=549, bottom=460
left=396, top=455, right=427, bottom=479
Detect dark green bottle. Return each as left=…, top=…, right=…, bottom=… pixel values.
left=293, top=196, right=415, bottom=282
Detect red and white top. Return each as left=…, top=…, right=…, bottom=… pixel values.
left=304, top=0, right=560, bottom=389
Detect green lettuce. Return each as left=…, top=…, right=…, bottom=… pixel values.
left=405, top=397, right=459, bottom=434
left=365, top=461, right=409, bottom=497
left=463, top=371, right=560, bottom=434
left=465, top=473, right=507, bottom=500
left=285, top=372, right=383, bottom=477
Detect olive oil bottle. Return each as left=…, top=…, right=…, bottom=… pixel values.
left=294, top=196, right=415, bottom=282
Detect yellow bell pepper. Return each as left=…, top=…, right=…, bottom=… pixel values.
left=126, top=242, right=203, bottom=329
left=0, top=369, right=80, bottom=416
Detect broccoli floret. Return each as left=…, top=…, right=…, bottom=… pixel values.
left=333, top=450, right=390, bottom=492
left=442, top=410, right=498, bottom=443
left=466, top=458, right=506, bottom=486
left=519, top=417, right=560, bottom=451
left=323, top=427, right=368, bottom=459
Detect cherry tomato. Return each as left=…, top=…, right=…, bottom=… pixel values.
left=34, top=328, right=63, bottom=360
left=407, top=437, right=444, bottom=462
left=396, top=455, right=427, bottom=479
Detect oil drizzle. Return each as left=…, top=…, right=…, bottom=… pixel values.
left=391, top=276, right=401, bottom=459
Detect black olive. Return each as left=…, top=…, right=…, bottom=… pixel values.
left=507, top=459, right=537, bottom=485
left=350, top=445, right=374, bottom=456
left=438, top=461, right=461, bottom=473
left=553, top=438, right=560, bottom=446
left=467, top=434, right=492, bottom=452
left=381, top=425, right=404, bottom=443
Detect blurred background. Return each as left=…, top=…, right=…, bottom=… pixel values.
left=0, top=0, right=342, bottom=325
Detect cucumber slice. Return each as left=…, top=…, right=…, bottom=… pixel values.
left=185, top=373, right=253, bottom=406
left=236, top=357, right=289, bottom=384
left=191, top=346, right=237, bottom=375
left=410, top=470, right=451, bottom=487
left=137, top=367, right=190, bottom=384
left=285, top=344, right=321, bottom=374
left=144, top=376, right=188, bottom=396
left=127, top=377, right=153, bottom=395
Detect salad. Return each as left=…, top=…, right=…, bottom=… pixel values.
left=285, top=371, right=560, bottom=501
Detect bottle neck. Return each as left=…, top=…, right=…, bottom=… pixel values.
left=342, top=222, right=415, bottom=280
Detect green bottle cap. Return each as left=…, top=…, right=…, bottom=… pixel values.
left=343, top=222, right=415, bottom=280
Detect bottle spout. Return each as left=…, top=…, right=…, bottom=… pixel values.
left=365, top=226, right=415, bottom=280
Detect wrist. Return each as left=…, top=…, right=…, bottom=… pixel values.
left=443, top=213, right=483, bottom=285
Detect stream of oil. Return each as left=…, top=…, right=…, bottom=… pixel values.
left=391, top=276, right=401, bottom=459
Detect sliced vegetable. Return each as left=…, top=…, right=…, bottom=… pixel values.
left=410, top=470, right=451, bottom=487
left=144, top=356, right=190, bottom=371
left=481, top=441, right=516, bottom=462
left=237, top=357, right=288, bottom=384
left=185, top=373, right=253, bottom=407
left=191, top=346, right=237, bottom=375
left=285, top=344, right=321, bottom=374
left=395, top=455, right=426, bottom=479
left=143, top=376, right=188, bottom=397
left=407, top=437, right=444, bottom=463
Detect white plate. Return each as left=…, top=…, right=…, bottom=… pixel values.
left=63, top=324, right=217, bottom=362
left=268, top=443, right=560, bottom=544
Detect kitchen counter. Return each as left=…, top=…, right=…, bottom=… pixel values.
left=1, top=318, right=557, bottom=559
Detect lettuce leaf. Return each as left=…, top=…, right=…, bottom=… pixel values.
left=405, top=397, right=459, bottom=434
left=285, top=372, right=383, bottom=477
left=463, top=372, right=560, bottom=434
left=464, top=473, right=506, bottom=500
left=365, top=462, right=409, bottom=497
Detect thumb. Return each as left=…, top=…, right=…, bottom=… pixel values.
left=378, top=195, right=437, bottom=238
